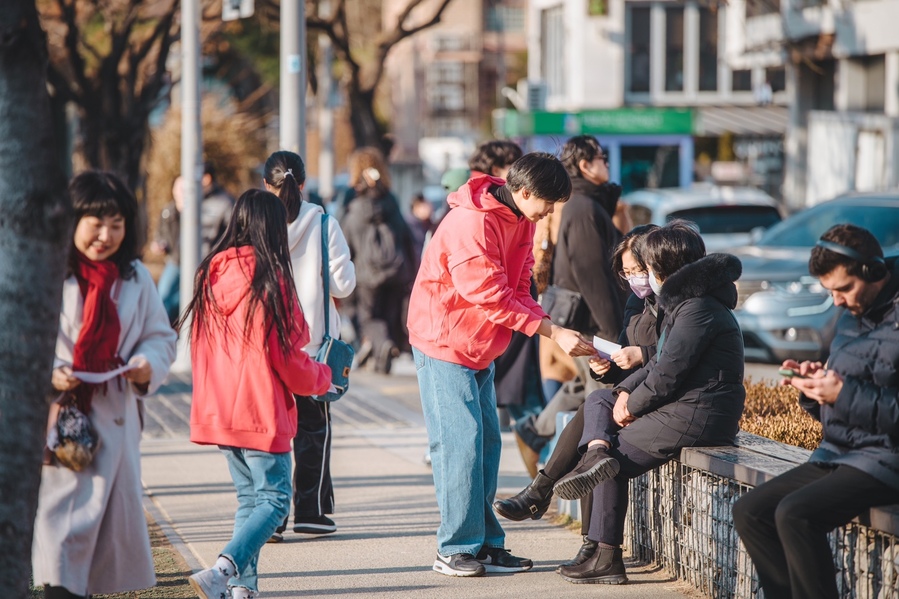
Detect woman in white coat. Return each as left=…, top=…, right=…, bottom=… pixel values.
left=263, top=151, right=356, bottom=540
left=33, top=171, right=178, bottom=599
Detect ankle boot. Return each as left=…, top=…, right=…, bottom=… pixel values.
left=556, top=535, right=598, bottom=571
left=492, top=471, right=554, bottom=521
left=558, top=545, right=628, bottom=584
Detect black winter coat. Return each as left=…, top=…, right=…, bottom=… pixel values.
left=615, top=253, right=746, bottom=459
left=551, top=178, right=623, bottom=339
left=807, top=258, right=899, bottom=491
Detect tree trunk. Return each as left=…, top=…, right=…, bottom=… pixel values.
left=0, top=2, right=73, bottom=595
left=347, top=86, right=389, bottom=153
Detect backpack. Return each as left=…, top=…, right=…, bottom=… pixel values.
left=356, top=218, right=407, bottom=287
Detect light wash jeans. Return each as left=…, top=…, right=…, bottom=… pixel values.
left=413, top=347, right=504, bottom=557
left=220, top=447, right=292, bottom=591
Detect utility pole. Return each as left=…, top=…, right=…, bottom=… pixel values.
left=175, top=0, right=202, bottom=372
left=281, top=0, right=307, bottom=157
left=318, top=0, right=335, bottom=203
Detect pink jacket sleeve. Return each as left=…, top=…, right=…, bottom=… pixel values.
left=269, top=303, right=332, bottom=397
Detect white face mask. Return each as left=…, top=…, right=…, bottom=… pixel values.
left=648, top=269, right=663, bottom=295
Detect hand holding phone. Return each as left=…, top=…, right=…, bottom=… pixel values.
left=778, top=367, right=807, bottom=379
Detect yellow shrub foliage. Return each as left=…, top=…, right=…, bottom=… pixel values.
left=740, top=379, right=823, bottom=451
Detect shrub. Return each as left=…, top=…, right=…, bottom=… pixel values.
left=740, top=379, right=822, bottom=450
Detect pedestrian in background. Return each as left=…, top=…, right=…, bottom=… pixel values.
left=407, top=152, right=595, bottom=577
left=199, top=161, right=236, bottom=258
left=151, top=175, right=183, bottom=323
left=183, top=190, right=332, bottom=599
left=406, top=192, right=437, bottom=259
left=734, top=224, right=899, bottom=599
left=340, top=147, right=417, bottom=374
left=34, top=171, right=177, bottom=599
left=262, top=150, right=356, bottom=541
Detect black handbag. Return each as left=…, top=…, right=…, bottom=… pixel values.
left=313, top=214, right=354, bottom=402
left=541, top=284, right=587, bottom=329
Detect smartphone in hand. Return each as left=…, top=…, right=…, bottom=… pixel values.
left=778, top=368, right=807, bottom=379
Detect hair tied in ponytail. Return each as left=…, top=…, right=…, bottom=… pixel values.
left=284, top=168, right=294, bottom=179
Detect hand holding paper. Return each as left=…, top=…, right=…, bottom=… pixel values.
left=593, top=336, right=622, bottom=361
left=71, top=363, right=137, bottom=384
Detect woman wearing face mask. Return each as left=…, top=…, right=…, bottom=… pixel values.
left=552, top=219, right=745, bottom=585
left=493, top=224, right=662, bottom=569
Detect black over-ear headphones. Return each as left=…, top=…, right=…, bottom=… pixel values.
left=815, top=239, right=888, bottom=282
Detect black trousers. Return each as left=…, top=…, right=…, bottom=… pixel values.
left=291, top=395, right=334, bottom=519
left=733, top=462, right=899, bottom=599
left=581, top=388, right=670, bottom=545
left=542, top=403, right=593, bottom=535
left=44, top=585, right=87, bottom=599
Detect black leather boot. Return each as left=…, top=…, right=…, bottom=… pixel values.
left=492, top=471, right=554, bottom=521
left=556, top=535, right=599, bottom=571
left=558, top=545, right=628, bottom=584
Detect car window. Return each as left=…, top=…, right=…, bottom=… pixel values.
left=757, top=203, right=899, bottom=248
left=666, top=206, right=781, bottom=233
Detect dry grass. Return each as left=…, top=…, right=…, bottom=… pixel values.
left=740, top=379, right=823, bottom=450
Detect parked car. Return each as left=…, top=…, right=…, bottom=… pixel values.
left=624, top=183, right=783, bottom=252
left=734, top=192, right=899, bottom=363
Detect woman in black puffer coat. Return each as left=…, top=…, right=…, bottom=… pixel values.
left=553, top=220, right=745, bottom=585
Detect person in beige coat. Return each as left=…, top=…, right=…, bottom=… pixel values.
left=33, top=172, right=177, bottom=599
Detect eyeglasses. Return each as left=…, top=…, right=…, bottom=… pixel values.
left=599, top=153, right=609, bottom=165
left=618, top=270, right=646, bottom=280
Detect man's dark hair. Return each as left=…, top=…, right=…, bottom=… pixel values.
left=505, top=152, right=572, bottom=203
left=559, top=135, right=604, bottom=179
left=468, top=140, right=523, bottom=175
left=643, top=219, right=706, bottom=280
left=810, top=224, right=884, bottom=280
left=203, top=161, right=217, bottom=182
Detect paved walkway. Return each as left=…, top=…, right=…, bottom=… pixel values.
left=140, top=358, right=695, bottom=598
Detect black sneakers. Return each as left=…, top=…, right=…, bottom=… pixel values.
left=476, top=547, right=533, bottom=573
left=433, top=553, right=486, bottom=577
left=553, top=445, right=620, bottom=500
left=293, top=515, right=337, bottom=535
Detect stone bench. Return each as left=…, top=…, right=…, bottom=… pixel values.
left=549, top=412, right=899, bottom=597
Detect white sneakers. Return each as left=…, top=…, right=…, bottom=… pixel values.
left=188, top=566, right=230, bottom=599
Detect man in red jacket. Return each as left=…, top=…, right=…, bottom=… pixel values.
left=407, top=152, right=595, bottom=577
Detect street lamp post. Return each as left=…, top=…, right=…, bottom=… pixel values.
left=281, top=1, right=307, bottom=157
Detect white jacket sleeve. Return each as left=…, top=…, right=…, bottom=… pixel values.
left=326, top=215, right=356, bottom=299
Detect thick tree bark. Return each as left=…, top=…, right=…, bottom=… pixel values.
left=0, top=2, right=72, bottom=595
left=347, top=87, right=385, bottom=150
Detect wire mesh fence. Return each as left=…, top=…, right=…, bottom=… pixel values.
left=624, top=461, right=899, bottom=598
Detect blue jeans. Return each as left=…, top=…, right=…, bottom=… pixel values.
left=157, top=261, right=180, bottom=323
left=220, top=447, right=292, bottom=591
left=413, top=347, right=504, bottom=556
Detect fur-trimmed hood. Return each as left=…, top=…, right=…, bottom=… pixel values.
left=658, top=253, right=742, bottom=312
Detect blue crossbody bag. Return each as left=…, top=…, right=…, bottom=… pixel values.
left=312, top=214, right=355, bottom=402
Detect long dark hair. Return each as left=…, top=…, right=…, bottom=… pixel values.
left=178, top=189, right=299, bottom=355
left=67, top=171, right=139, bottom=279
left=263, top=151, right=306, bottom=223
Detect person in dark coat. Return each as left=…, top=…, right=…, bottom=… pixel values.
left=553, top=220, right=745, bottom=584
left=733, top=224, right=899, bottom=599
left=340, top=147, right=417, bottom=373
left=494, top=225, right=662, bottom=569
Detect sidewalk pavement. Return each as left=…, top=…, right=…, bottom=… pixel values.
left=141, top=356, right=695, bottom=598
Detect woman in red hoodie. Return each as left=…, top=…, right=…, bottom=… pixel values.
left=181, top=189, right=332, bottom=599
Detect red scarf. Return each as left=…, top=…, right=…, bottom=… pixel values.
left=70, top=251, right=123, bottom=413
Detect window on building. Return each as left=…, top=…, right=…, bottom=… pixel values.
left=665, top=6, right=685, bottom=92
left=766, top=66, right=785, bottom=92
left=541, top=5, right=567, bottom=98
left=628, top=6, right=651, bottom=93
left=698, top=7, right=718, bottom=91
left=486, top=2, right=526, bottom=33
left=746, top=0, right=780, bottom=18
left=732, top=69, right=752, bottom=92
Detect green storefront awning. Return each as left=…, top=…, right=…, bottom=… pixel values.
left=502, top=108, right=694, bottom=137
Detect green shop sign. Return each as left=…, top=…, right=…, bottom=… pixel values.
left=503, top=108, right=694, bottom=137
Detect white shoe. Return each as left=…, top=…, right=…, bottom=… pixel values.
left=189, top=566, right=230, bottom=599
left=231, top=586, right=256, bottom=599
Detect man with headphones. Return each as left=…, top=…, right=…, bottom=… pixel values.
left=733, top=223, right=899, bottom=599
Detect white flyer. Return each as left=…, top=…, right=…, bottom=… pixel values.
left=72, top=363, right=137, bottom=384
left=593, top=336, right=622, bottom=360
